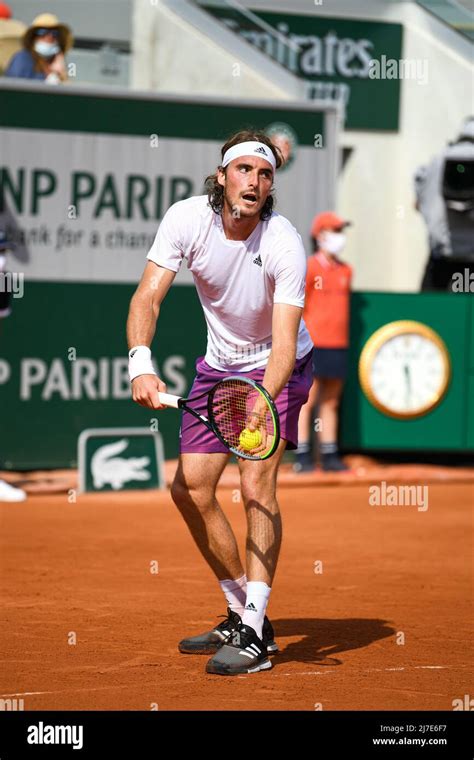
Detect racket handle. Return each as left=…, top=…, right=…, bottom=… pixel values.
left=157, top=392, right=181, bottom=409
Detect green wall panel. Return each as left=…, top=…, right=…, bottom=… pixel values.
left=340, top=293, right=472, bottom=451
left=0, top=282, right=207, bottom=468
left=468, top=297, right=474, bottom=372
left=0, top=90, right=323, bottom=145
left=466, top=374, right=474, bottom=450
left=1, top=286, right=472, bottom=469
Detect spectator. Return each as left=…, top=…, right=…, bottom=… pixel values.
left=4, top=12, right=73, bottom=83
left=0, top=230, right=27, bottom=502
left=294, top=212, right=352, bottom=473
left=415, top=117, right=474, bottom=291
left=267, top=123, right=297, bottom=170
left=0, top=3, right=26, bottom=76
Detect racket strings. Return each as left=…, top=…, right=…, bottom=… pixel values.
left=211, top=380, right=275, bottom=452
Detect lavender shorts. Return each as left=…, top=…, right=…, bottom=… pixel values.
left=179, top=350, right=314, bottom=454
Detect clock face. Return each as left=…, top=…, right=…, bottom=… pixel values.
left=359, top=322, right=451, bottom=419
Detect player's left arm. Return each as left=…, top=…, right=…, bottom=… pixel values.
left=246, top=303, right=301, bottom=435
left=261, top=302, right=302, bottom=400
left=249, top=233, right=306, bottom=421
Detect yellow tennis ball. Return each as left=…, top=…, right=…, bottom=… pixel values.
left=239, top=428, right=262, bottom=450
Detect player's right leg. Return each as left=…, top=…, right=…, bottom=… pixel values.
left=171, top=452, right=244, bottom=581
left=171, top=453, right=245, bottom=654
left=171, top=454, right=278, bottom=655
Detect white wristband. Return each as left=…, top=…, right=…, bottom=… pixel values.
left=128, top=345, right=157, bottom=382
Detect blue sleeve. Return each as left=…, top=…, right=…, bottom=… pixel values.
left=5, top=51, right=36, bottom=79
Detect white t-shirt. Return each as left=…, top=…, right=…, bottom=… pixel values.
left=146, top=195, right=313, bottom=372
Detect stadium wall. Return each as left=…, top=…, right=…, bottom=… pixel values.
left=0, top=83, right=339, bottom=468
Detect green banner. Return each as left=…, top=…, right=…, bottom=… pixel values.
left=0, top=88, right=324, bottom=144
left=204, top=7, right=403, bottom=130
left=1, top=286, right=472, bottom=468
left=0, top=282, right=206, bottom=468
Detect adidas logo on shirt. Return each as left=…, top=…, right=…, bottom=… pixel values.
left=253, top=255, right=262, bottom=267
left=245, top=602, right=257, bottom=611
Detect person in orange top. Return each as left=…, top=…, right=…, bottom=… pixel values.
left=295, top=211, right=352, bottom=472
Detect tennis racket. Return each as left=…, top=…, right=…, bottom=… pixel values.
left=157, top=376, right=280, bottom=461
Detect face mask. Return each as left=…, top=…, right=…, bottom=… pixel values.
left=323, top=231, right=346, bottom=255
left=34, top=40, right=60, bottom=58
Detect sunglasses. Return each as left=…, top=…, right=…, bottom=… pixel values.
left=35, top=28, right=60, bottom=38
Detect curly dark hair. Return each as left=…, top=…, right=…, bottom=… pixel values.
left=205, top=129, right=283, bottom=221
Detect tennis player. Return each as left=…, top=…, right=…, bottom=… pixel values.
left=127, top=130, right=313, bottom=675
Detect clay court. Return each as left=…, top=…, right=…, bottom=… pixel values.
left=1, top=465, right=472, bottom=711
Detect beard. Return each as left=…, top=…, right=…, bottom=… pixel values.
left=223, top=188, right=265, bottom=219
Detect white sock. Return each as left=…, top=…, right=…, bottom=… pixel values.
left=242, top=581, right=271, bottom=639
left=219, top=574, right=247, bottom=617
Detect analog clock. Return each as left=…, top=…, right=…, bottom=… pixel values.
left=358, top=321, right=451, bottom=419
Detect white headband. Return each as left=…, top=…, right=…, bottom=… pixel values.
left=222, top=141, right=276, bottom=172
